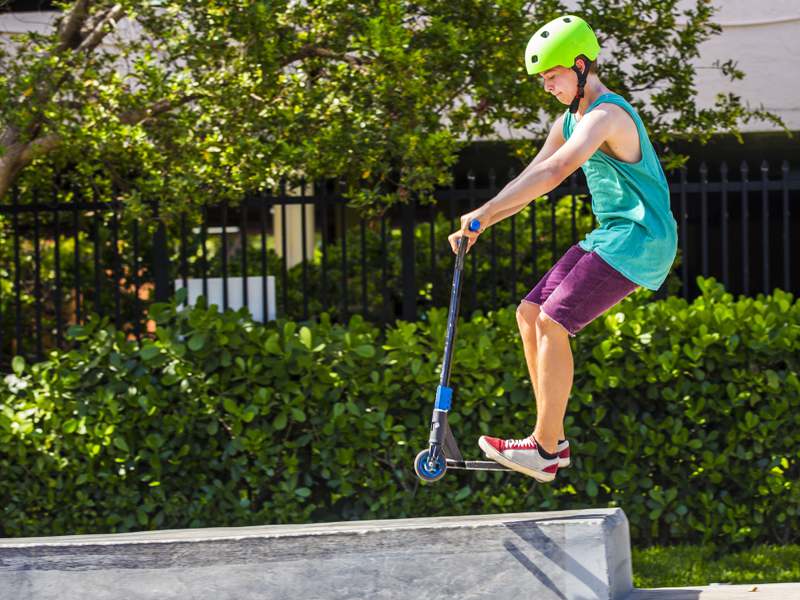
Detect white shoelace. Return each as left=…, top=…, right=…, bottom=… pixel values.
left=504, top=436, right=535, bottom=449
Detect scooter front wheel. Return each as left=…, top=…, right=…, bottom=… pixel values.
left=414, top=449, right=447, bottom=482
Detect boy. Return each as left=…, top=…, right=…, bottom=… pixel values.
left=447, top=15, right=678, bottom=482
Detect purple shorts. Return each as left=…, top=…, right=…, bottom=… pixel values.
left=522, top=244, right=639, bottom=337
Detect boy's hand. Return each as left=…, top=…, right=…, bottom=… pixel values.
left=448, top=207, right=493, bottom=254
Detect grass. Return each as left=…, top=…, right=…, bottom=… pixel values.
left=632, top=544, right=800, bottom=588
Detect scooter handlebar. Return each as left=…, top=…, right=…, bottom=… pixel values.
left=457, top=219, right=482, bottom=256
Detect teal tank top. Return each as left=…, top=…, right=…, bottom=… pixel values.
left=563, top=93, right=678, bottom=291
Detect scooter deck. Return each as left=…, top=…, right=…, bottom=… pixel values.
left=446, top=459, right=511, bottom=471
left=441, top=420, right=511, bottom=471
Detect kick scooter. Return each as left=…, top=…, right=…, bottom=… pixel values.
left=413, top=219, right=511, bottom=482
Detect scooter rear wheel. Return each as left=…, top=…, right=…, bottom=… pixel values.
left=414, top=449, right=447, bottom=482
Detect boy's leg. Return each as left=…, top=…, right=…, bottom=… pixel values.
left=531, top=251, right=639, bottom=455
left=516, top=244, right=588, bottom=446
left=516, top=301, right=566, bottom=442
left=531, top=312, right=573, bottom=455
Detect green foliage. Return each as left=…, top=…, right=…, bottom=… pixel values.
left=0, top=277, right=797, bottom=548
left=2, top=1, right=783, bottom=210
left=632, top=543, right=800, bottom=588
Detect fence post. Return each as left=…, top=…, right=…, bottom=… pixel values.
left=401, top=193, right=417, bottom=322
left=152, top=205, right=171, bottom=303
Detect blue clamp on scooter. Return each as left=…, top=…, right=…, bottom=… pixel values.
left=414, top=219, right=511, bottom=482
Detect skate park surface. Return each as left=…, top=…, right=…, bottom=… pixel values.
left=1, top=508, right=797, bottom=600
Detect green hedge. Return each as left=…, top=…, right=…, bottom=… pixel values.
left=1, top=277, right=798, bottom=547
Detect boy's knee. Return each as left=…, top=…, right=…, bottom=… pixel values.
left=516, top=301, right=540, bottom=330
left=536, top=311, right=569, bottom=336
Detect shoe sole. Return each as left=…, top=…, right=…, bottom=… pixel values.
left=478, top=437, right=556, bottom=483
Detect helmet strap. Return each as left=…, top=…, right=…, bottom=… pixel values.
left=569, top=55, right=592, bottom=114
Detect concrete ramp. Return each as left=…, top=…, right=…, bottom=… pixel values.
left=0, top=508, right=632, bottom=600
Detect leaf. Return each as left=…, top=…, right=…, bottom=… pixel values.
left=11, top=356, right=25, bottom=376
left=354, top=344, right=375, bottom=358
left=300, top=326, right=312, bottom=349
left=454, top=486, right=471, bottom=501
left=765, top=370, right=780, bottom=390
left=188, top=332, right=207, bottom=352
left=113, top=436, right=130, bottom=453
left=175, top=287, right=188, bottom=305
left=265, top=334, right=281, bottom=355
left=145, top=433, right=164, bottom=449
left=140, top=345, right=161, bottom=361
left=242, top=405, right=258, bottom=423
left=273, top=412, right=288, bottom=430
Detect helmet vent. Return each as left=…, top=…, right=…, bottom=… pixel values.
left=563, top=17, right=572, bottom=23
left=541, top=30, right=549, bottom=38
left=531, top=55, right=538, bottom=63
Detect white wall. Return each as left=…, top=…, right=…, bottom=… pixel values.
left=678, top=0, right=800, bottom=132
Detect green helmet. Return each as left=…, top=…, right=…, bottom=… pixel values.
left=524, top=15, right=600, bottom=76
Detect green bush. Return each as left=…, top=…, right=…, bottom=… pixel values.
left=1, top=277, right=797, bottom=547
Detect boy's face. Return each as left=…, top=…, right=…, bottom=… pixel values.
left=539, top=66, right=577, bottom=105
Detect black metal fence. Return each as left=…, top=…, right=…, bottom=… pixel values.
left=1, top=160, right=798, bottom=365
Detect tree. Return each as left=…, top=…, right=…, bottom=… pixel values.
left=0, top=0, right=783, bottom=216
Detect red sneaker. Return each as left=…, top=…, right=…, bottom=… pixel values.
left=478, top=434, right=559, bottom=482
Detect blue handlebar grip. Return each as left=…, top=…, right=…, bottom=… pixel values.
left=468, top=219, right=481, bottom=232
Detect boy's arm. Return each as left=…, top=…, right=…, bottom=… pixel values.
left=483, top=108, right=614, bottom=227
left=487, top=117, right=565, bottom=224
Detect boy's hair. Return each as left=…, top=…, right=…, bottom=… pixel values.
left=589, top=60, right=599, bottom=74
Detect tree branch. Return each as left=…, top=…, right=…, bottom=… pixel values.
left=0, top=131, right=60, bottom=196
left=118, top=94, right=203, bottom=125
left=78, top=4, right=126, bottom=54
left=0, top=92, right=201, bottom=200
left=282, top=44, right=368, bottom=68
left=18, top=133, right=61, bottom=164
left=0, top=124, right=20, bottom=150
left=56, top=0, right=92, bottom=52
